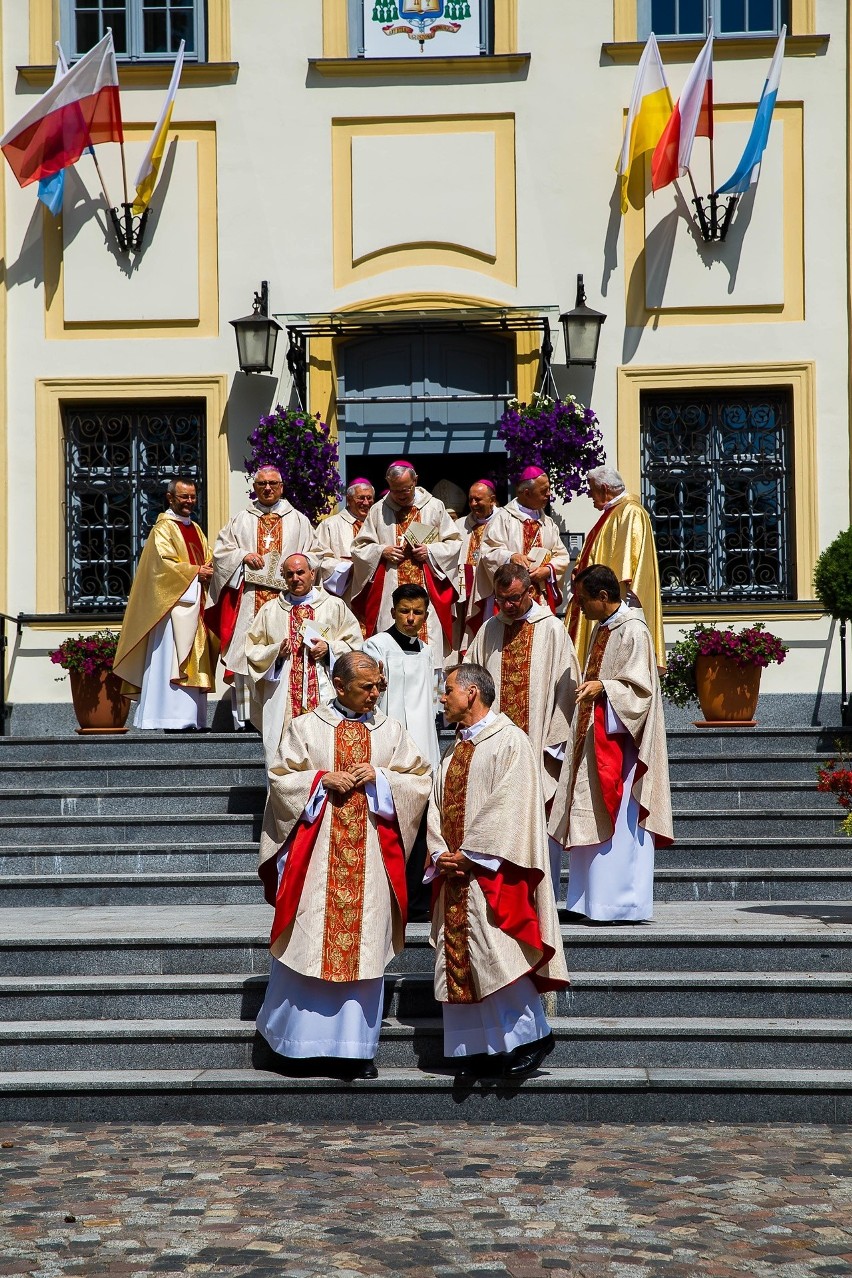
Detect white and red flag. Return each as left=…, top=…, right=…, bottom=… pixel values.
left=651, top=26, right=713, bottom=192
left=1, top=32, right=122, bottom=188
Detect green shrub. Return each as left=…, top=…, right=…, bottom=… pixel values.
left=814, top=528, right=852, bottom=620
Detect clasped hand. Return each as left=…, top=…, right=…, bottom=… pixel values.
left=323, top=764, right=377, bottom=796
left=435, top=850, right=469, bottom=879
left=576, top=679, right=603, bottom=704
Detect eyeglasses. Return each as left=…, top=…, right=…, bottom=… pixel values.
left=256, top=481, right=282, bottom=488
left=495, top=592, right=529, bottom=605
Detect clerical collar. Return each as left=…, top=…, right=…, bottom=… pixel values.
left=386, top=625, right=421, bottom=652
left=164, top=510, right=192, bottom=526
left=458, top=708, right=497, bottom=742
left=500, top=602, right=536, bottom=624
left=331, top=698, right=373, bottom=722
left=286, top=588, right=320, bottom=606
left=602, top=600, right=630, bottom=629
left=252, top=498, right=287, bottom=515
left=471, top=511, right=495, bottom=526
left=516, top=502, right=542, bottom=521
left=603, top=491, right=628, bottom=512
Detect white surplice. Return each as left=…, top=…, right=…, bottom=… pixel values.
left=363, top=629, right=441, bottom=771
left=564, top=603, right=657, bottom=922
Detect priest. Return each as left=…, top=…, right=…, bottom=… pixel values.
left=316, top=477, right=375, bottom=607
left=565, top=464, right=665, bottom=672
left=427, top=663, right=569, bottom=1079
left=114, top=477, right=218, bottom=730
left=350, top=460, right=461, bottom=667
left=454, top=479, right=499, bottom=657
left=549, top=564, right=673, bottom=923
left=255, top=651, right=432, bottom=1079
left=206, top=466, right=326, bottom=728
left=466, top=564, right=579, bottom=808
left=481, top=467, right=570, bottom=614
left=245, top=553, right=363, bottom=768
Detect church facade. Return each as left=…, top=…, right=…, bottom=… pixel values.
left=0, top=1, right=847, bottom=727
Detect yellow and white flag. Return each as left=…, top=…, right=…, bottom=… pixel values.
left=132, top=39, right=185, bottom=215
left=616, top=32, right=672, bottom=214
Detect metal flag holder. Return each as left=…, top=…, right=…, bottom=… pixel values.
left=107, top=203, right=150, bottom=254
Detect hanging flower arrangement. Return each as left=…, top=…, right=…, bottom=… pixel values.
left=245, top=406, right=343, bottom=526
left=497, top=392, right=606, bottom=504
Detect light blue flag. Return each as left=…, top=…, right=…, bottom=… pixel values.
left=715, top=27, right=785, bottom=196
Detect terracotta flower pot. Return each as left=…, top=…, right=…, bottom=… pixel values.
left=69, top=669, right=130, bottom=734
left=694, top=654, right=762, bottom=724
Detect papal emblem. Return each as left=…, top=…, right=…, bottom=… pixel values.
left=371, top=0, right=473, bottom=51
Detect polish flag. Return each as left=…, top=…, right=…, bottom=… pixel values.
left=651, top=27, right=713, bottom=192
left=1, top=32, right=122, bottom=188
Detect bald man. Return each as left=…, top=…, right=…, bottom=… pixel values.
left=206, top=467, right=328, bottom=729
left=454, top=479, right=499, bottom=657
left=246, top=553, right=362, bottom=768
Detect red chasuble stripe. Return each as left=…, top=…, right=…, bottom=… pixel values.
left=565, top=505, right=618, bottom=643
left=352, top=563, right=387, bottom=638
left=473, top=861, right=567, bottom=993
left=593, top=699, right=626, bottom=831
left=423, top=561, right=456, bottom=646
left=376, top=814, right=409, bottom=925
left=264, top=772, right=328, bottom=943
left=203, top=583, right=241, bottom=654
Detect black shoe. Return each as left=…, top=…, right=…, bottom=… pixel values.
left=344, top=1059, right=378, bottom=1080
left=503, top=1032, right=555, bottom=1080
left=453, top=1052, right=504, bottom=1081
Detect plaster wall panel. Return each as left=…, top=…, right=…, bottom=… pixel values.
left=350, top=131, right=496, bottom=263
left=62, top=141, right=200, bottom=323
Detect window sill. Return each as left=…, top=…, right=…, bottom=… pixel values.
left=308, top=52, right=530, bottom=78
left=16, top=61, right=239, bottom=89
left=601, top=34, right=829, bottom=64
left=663, top=600, right=825, bottom=624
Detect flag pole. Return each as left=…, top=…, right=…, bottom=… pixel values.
left=119, top=140, right=130, bottom=207
left=89, top=147, right=115, bottom=212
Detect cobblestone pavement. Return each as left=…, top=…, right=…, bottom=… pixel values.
left=1, top=1123, right=851, bottom=1278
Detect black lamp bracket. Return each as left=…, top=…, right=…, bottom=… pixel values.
left=108, top=203, right=150, bottom=254
left=690, top=191, right=740, bottom=243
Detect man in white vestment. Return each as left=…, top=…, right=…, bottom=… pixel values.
left=454, top=479, right=499, bottom=657
left=114, top=478, right=217, bottom=731
left=206, top=466, right=326, bottom=728
left=254, top=652, right=432, bottom=1079
left=363, top=583, right=440, bottom=771
left=245, top=553, right=363, bottom=768
left=427, top=664, right=569, bottom=1080
left=350, top=460, right=461, bottom=668
left=549, top=565, right=673, bottom=923
left=481, top=467, right=571, bottom=614
left=316, top=478, right=375, bottom=606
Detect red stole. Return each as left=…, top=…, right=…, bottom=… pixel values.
left=176, top=521, right=205, bottom=566
left=263, top=720, right=410, bottom=961
left=288, top=602, right=320, bottom=717
left=565, top=504, right=619, bottom=644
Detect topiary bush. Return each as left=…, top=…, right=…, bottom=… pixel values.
left=814, top=528, right=852, bottom=620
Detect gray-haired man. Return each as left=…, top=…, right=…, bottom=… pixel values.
left=315, top=477, right=375, bottom=608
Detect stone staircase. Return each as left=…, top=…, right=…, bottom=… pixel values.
left=0, top=727, right=851, bottom=1122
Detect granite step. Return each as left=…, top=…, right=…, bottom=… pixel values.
left=0, top=761, right=267, bottom=788
left=0, top=1066, right=849, bottom=1123
left=3, top=1015, right=852, bottom=1073
left=0, top=814, right=261, bottom=846
left=0, top=734, right=264, bottom=763
left=671, top=810, right=841, bottom=837
left=3, top=867, right=852, bottom=907
left=2, top=970, right=849, bottom=1022
left=667, top=753, right=839, bottom=781
left=669, top=782, right=836, bottom=811
left=663, top=728, right=852, bottom=757
left=0, top=843, right=260, bottom=875
left=0, top=787, right=266, bottom=817
left=2, top=906, right=851, bottom=976
left=2, top=840, right=850, bottom=878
